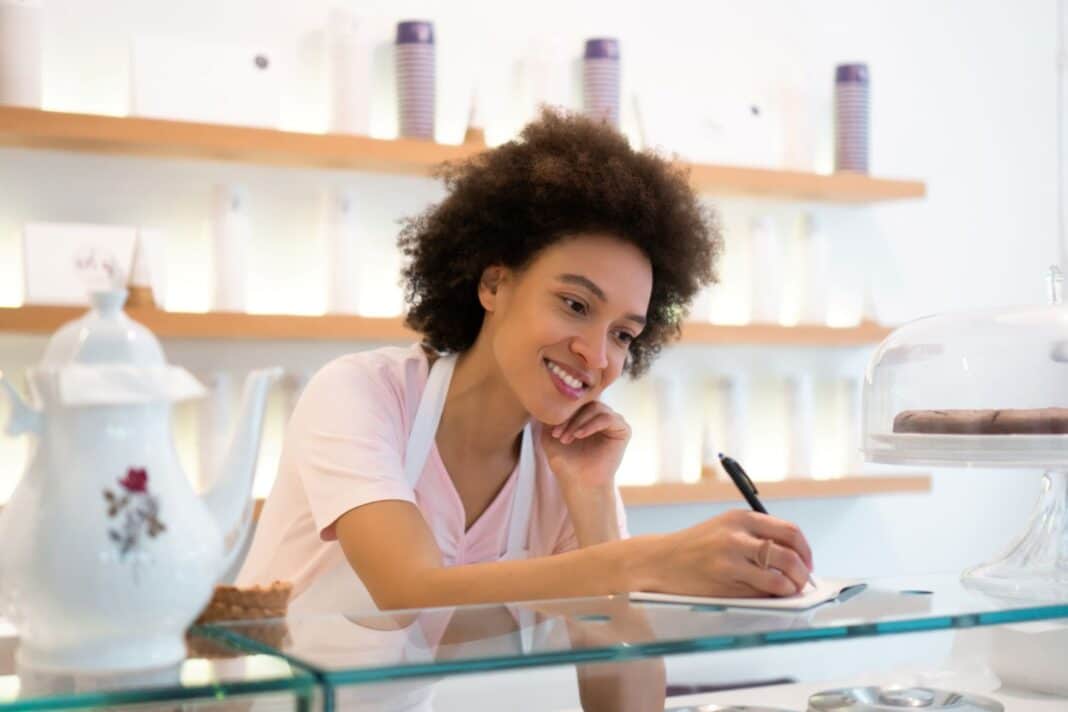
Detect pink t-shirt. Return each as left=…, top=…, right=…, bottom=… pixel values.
left=237, top=344, right=629, bottom=608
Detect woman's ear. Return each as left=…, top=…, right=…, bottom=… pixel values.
left=478, top=266, right=509, bottom=312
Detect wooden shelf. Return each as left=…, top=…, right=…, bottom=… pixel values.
left=679, top=320, right=891, bottom=346
left=0, top=305, right=418, bottom=342
left=687, top=163, right=925, bottom=202
left=619, top=475, right=931, bottom=506
left=0, top=305, right=892, bottom=346
left=0, top=107, right=925, bottom=202
left=0, top=106, right=482, bottom=175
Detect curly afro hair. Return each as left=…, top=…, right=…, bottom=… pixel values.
left=398, top=109, right=723, bottom=377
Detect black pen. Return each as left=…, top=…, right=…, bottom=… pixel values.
left=718, top=451, right=767, bottom=514
left=718, top=452, right=817, bottom=590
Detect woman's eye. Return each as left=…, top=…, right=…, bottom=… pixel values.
left=563, top=297, right=587, bottom=314
left=615, top=331, right=636, bottom=345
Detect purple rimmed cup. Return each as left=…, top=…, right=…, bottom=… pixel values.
left=834, top=62, right=869, bottom=173
left=395, top=20, right=435, bottom=139
left=583, top=37, right=620, bottom=127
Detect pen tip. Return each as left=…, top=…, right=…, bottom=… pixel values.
left=717, top=452, right=725, bottom=460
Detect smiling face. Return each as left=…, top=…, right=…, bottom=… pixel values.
left=478, top=234, right=653, bottom=425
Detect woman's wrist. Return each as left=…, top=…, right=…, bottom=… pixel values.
left=558, top=479, right=616, bottom=506
left=559, top=482, right=620, bottom=547
left=603, top=534, right=663, bottom=593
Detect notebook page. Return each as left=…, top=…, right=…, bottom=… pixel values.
left=630, top=578, right=864, bottom=611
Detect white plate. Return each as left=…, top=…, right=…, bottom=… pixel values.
left=867, top=432, right=1068, bottom=467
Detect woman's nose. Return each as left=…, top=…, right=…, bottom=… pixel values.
left=570, top=329, right=609, bottom=370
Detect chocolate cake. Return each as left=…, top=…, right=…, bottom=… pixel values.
left=893, top=408, right=1068, bottom=435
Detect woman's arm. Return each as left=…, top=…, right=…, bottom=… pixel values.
left=335, top=500, right=640, bottom=610
left=335, top=500, right=812, bottom=611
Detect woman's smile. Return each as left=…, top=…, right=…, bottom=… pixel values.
left=544, top=358, right=590, bottom=399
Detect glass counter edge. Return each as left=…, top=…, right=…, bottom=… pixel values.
left=204, top=599, right=1068, bottom=686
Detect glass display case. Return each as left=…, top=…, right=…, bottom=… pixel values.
left=862, top=307, right=1068, bottom=467
left=0, top=624, right=319, bottom=710
left=862, top=268, right=1068, bottom=602
left=0, top=572, right=1062, bottom=710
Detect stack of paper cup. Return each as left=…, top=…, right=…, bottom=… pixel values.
left=719, top=372, right=750, bottom=467
left=211, top=184, right=251, bottom=312
left=327, top=8, right=372, bottom=136
left=839, top=375, right=863, bottom=473
left=799, top=212, right=831, bottom=325
left=324, top=188, right=360, bottom=314
left=395, top=20, right=435, bottom=140
left=582, top=38, right=620, bottom=127
left=654, top=375, right=686, bottom=483
left=700, top=377, right=729, bottom=481
left=834, top=63, right=869, bottom=173
left=749, top=215, right=785, bottom=324
left=0, top=0, right=42, bottom=108
left=784, top=372, right=815, bottom=477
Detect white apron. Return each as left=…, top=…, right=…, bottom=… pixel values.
left=289, top=354, right=540, bottom=649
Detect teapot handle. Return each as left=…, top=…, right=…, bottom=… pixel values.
left=0, top=371, right=42, bottom=436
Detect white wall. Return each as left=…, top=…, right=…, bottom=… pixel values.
left=0, top=1, right=1061, bottom=691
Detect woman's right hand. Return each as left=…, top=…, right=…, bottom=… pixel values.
left=635, top=510, right=814, bottom=597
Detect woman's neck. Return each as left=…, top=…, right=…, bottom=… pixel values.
left=436, top=336, right=528, bottom=463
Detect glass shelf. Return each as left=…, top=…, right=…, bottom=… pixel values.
left=205, top=571, right=1068, bottom=690
left=1, top=572, right=1066, bottom=709
left=0, top=625, right=317, bottom=710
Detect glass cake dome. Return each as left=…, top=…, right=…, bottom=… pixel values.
left=861, top=268, right=1068, bottom=600
left=863, top=305, right=1068, bottom=467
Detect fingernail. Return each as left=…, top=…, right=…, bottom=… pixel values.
left=553, top=426, right=561, bottom=437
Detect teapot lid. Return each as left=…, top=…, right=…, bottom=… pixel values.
left=34, top=290, right=205, bottom=404
left=42, top=290, right=166, bottom=367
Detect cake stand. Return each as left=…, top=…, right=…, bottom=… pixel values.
left=862, top=269, right=1068, bottom=602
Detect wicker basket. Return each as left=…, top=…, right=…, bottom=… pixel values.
left=195, top=581, right=291, bottom=623
left=186, top=581, right=292, bottom=659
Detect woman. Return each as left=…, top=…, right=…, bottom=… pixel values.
left=237, top=110, right=814, bottom=615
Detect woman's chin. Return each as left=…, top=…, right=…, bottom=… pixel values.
left=529, top=399, right=582, bottom=427
left=520, top=379, right=591, bottom=425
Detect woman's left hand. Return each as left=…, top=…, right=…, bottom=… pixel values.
left=540, top=401, right=630, bottom=491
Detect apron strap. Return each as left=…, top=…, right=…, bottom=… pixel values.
left=404, top=353, right=457, bottom=488
left=504, top=424, right=536, bottom=558
left=518, top=606, right=536, bottom=654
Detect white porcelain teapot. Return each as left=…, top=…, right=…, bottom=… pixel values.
left=0, top=290, right=281, bottom=671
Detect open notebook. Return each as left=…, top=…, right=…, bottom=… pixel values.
left=630, top=578, right=864, bottom=611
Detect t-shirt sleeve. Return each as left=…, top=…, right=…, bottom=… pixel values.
left=551, top=486, right=630, bottom=555
left=289, top=355, right=417, bottom=541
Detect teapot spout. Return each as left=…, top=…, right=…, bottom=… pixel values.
left=0, top=370, right=41, bottom=436
left=201, top=367, right=282, bottom=579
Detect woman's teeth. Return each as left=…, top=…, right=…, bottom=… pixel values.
left=546, top=360, right=586, bottom=390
